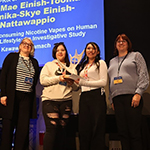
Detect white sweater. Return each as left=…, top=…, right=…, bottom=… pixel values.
left=40, top=59, right=78, bottom=101
left=79, top=60, right=108, bottom=92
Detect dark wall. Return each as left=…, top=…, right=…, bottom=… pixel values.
left=104, top=0, right=150, bottom=116
left=104, top=0, right=150, bottom=69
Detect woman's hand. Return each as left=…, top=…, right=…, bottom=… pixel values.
left=131, top=93, right=141, bottom=108
left=59, top=75, right=65, bottom=82
left=74, top=78, right=80, bottom=84
left=0, top=96, right=7, bottom=106
left=111, top=103, right=115, bottom=111
left=65, top=78, right=74, bottom=86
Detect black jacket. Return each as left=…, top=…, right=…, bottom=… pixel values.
left=0, top=52, right=39, bottom=119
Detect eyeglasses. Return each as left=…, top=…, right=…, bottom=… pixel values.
left=117, top=40, right=126, bottom=44
left=22, top=42, right=33, bottom=47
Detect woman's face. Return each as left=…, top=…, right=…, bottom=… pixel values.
left=19, top=39, right=32, bottom=56
left=86, top=44, right=99, bottom=60
left=116, top=37, right=128, bottom=53
left=56, top=45, right=66, bottom=63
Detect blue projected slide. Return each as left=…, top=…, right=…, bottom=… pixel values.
left=0, top=0, right=104, bottom=68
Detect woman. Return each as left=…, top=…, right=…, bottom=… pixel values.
left=108, top=34, right=149, bottom=150
left=0, top=37, right=39, bottom=150
left=75, top=42, right=108, bottom=150
left=40, top=42, right=78, bottom=150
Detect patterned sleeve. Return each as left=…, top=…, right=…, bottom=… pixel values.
left=135, top=52, right=149, bottom=95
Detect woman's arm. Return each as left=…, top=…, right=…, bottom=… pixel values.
left=135, top=52, right=149, bottom=95
left=79, top=60, right=108, bottom=87
left=40, top=62, right=60, bottom=86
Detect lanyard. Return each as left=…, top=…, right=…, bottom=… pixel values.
left=21, top=57, right=31, bottom=73
left=117, top=53, right=128, bottom=75
left=83, top=63, right=93, bottom=79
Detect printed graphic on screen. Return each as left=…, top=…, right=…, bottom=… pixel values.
left=0, top=0, right=105, bottom=68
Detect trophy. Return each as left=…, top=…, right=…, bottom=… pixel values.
left=57, top=49, right=84, bottom=79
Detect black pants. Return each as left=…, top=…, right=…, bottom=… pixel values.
left=42, top=100, right=72, bottom=150
left=113, top=94, right=143, bottom=150
left=0, top=91, right=32, bottom=150
left=79, top=88, right=106, bottom=150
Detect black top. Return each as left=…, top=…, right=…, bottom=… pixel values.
left=0, top=53, right=39, bottom=119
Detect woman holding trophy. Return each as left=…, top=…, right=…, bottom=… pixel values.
left=40, top=42, right=78, bottom=150
left=75, top=42, right=108, bottom=150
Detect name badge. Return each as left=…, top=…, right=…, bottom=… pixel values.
left=59, top=81, right=67, bottom=86
left=24, top=77, right=33, bottom=85
left=114, top=76, right=123, bottom=84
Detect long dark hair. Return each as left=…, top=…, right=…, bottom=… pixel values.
left=76, top=42, right=101, bottom=75
left=52, top=42, right=70, bottom=67
left=114, top=34, right=133, bottom=56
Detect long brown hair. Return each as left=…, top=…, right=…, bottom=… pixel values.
left=52, top=42, right=70, bottom=67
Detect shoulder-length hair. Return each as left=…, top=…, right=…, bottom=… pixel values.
left=114, top=34, right=133, bottom=56
left=52, top=42, right=70, bottom=67
left=18, top=37, right=35, bottom=57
